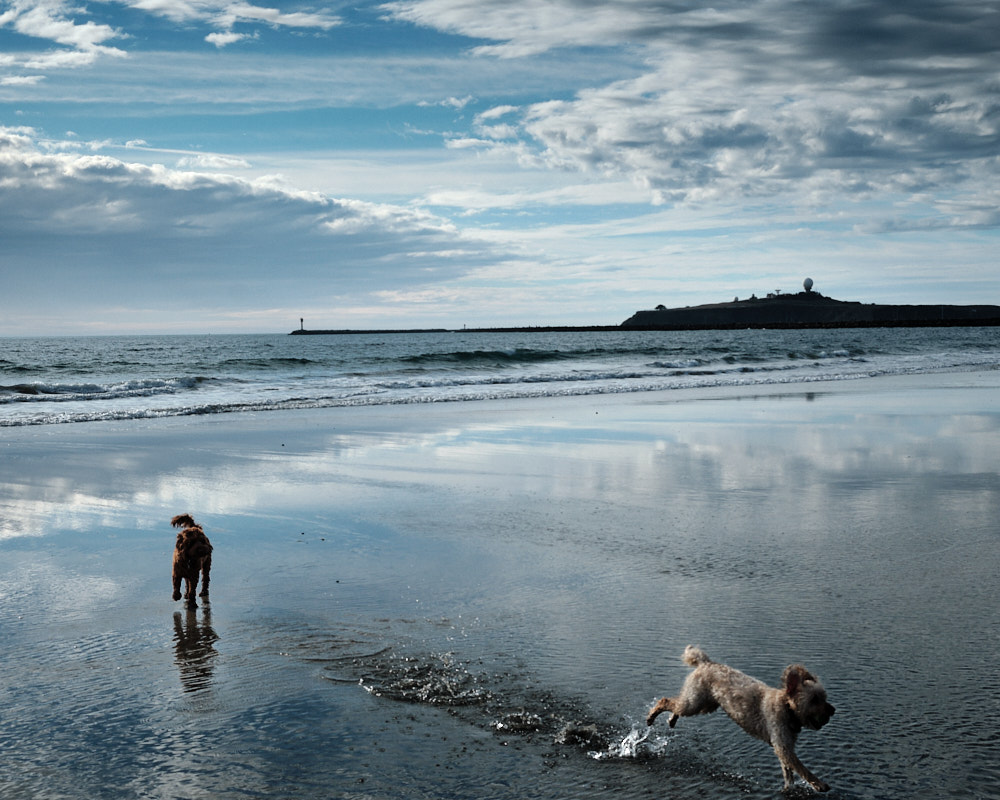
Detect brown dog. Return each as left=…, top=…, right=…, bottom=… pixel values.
left=171, top=514, right=212, bottom=608
left=647, top=645, right=835, bottom=792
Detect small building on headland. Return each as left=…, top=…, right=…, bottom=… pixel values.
left=620, top=279, right=1000, bottom=330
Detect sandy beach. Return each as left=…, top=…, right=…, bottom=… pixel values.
left=1, top=370, right=998, bottom=799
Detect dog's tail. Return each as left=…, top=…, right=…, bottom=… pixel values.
left=682, top=645, right=712, bottom=667
left=171, top=513, right=197, bottom=529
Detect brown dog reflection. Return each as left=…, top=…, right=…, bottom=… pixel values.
left=173, top=607, right=219, bottom=693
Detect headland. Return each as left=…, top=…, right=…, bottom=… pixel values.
left=621, top=288, right=1000, bottom=330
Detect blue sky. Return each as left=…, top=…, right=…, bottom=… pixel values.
left=1, top=0, right=998, bottom=334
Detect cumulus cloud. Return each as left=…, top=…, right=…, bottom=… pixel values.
left=0, top=0, right=124, bottom=51
left=388, top=0, right=1000, bottom=223
left=0, top=0, right=340, bottom=77
left=205, top=30, right=254, bottom=47
left=0, top=0, right=127, bottom=76
left=0, top=127, right=500, bottom=317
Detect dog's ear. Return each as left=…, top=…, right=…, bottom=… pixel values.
left=781, top=664, right=813, bottom=696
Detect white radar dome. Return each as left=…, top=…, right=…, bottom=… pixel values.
left=803, top=277, right=814, bottom=292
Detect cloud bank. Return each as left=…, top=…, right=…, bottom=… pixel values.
left=0, top=127, right=500, bottom=329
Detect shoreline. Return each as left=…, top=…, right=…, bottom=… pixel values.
left=3, top=366, right=996, bottom=442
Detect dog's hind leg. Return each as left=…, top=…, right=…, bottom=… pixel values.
left=172, top=573, right=183, bottom=602
left=199, top=553, right=211, bottom=598
left=647, top=670, right=721, bottom=727
left=647, top=693, right=720, bottom=727
left=185, top=575, right=199, bottom=608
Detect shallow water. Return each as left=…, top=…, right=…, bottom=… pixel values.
left=1, top=376, right=999, bottom=799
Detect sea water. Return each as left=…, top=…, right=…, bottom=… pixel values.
left=2, top=326, right=1000, bottom=426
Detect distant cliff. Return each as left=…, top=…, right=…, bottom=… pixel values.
left=621, top=292, right=1000, bottom=330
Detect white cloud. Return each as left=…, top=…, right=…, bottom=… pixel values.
left=388, top=0, right=1000, bottom=226
left=208, top=1, right=339, bottom=30
left=0, top=0, right=340, bottom=78
left=116, top=0, right=340, bottom=32
left=176, top=153, right=252, bottom=169
left=0, top=74, right=45, bottom=85
left=383, top=0, right=666, bottom=57
left=0, top=0, right=127, bottom=78
left=0, top=0, right=123, bottom=50
left=0, top=127, right=505, bottom=327
left=477, top=105, right=518, bottom=120
left=205, top=30, right=253, bottom=47
left=419, top=95, right=474, bottom=109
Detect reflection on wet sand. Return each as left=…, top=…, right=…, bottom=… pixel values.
left=173, top=605, right=219, bottom=693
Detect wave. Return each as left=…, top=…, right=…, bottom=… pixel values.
left=0, top=376, right=207, bottom=403
left=389, top=341, right=881, bottom=374
left=218, top=357, right=320, bottom=370
left=399, top=347, right=585, bottom=368
left=0, top=365, right=945, bottom=427
left=395, top=343, right=820, bottom=369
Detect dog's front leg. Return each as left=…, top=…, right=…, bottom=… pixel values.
left=774, top=744, right=830, bottom=793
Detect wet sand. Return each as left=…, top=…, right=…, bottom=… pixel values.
left=1, top=371, right=999, bottom=798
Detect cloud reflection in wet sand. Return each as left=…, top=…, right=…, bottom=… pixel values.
left=0, top=379, right=998, bottom=798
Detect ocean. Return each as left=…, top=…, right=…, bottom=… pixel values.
left=3, top=326, right=999, bottom=426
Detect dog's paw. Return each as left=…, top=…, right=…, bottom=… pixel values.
left=811, top=780, right=831, bottom=793
left=172, top=591, right=181, bottom=601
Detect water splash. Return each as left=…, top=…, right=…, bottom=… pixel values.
left=590, top=723, right=653, bottom=760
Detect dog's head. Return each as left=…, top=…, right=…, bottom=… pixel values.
left=782, top=664, right=836, bottom=730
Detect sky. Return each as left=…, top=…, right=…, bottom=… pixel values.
left=1, top=0, right=998, bottom=335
